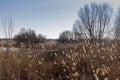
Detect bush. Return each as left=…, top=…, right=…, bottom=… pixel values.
left=14, top=28, right=46, bottom=46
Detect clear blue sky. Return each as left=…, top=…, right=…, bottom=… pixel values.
left=0, top=0, right=119, bottom=39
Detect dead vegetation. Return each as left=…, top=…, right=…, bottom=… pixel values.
left=0, top=40, right=119, bottom=80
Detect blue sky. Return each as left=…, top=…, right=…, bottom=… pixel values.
left=0, top=0, right=119, bottom=39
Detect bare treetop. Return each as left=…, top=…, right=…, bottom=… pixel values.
left=73, top=2, right=113, bottom=41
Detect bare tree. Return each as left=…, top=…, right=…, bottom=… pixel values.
left=97, top=3, right=113, bottom=39
left=114, top=8, right=120, bottom=38
left=2, top=16, right=14, bottom=39
left=1, top=16, right=14, bottom=49
left=14, top=28, right=46, bottom=47
left=14, top=28, right=37, bottom=44
left=37, top=34, right=46, bottom=43
left=73, top=20, right=88, bottom=41
left=58, top=30, right=74, bottom=43
left=73, top=3, right=113, bottom=41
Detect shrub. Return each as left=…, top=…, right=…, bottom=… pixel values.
left=14, top=28, right=46, bottom=46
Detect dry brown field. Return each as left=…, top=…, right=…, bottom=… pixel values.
left=0, top=40, right=119, bottom=80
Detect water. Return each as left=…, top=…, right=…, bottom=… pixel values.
left=0, top=47, right=19, bottom=52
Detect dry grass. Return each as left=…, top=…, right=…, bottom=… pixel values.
left=0, top=40, right=119, bottom=80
